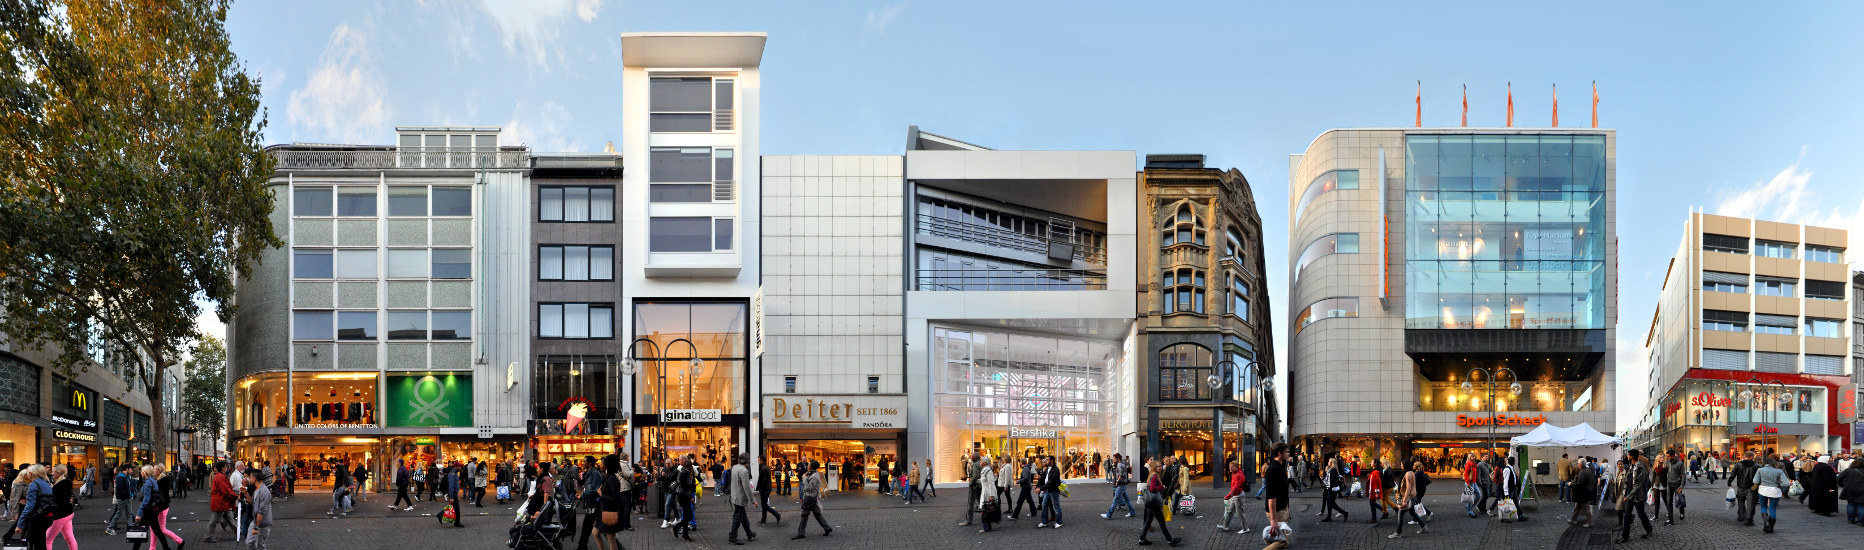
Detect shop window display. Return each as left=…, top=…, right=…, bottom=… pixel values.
left=633, top=302, right=748, bottom=416
left=291, top=372, right=379, bottom=427
left=931, top=326, right=1117, bottom=483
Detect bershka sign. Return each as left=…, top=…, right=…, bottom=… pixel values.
left=662, top=409, right=721, bottom=423
left=1009, top=427, right=1058, bottom=439
left=1457, top=414, right=1547, bottom=428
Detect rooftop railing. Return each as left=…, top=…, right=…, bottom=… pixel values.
left=271, top=147, right=529, bottom=170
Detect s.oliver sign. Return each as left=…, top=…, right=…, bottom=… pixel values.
left=1839, top=383, right=1857, bottom=425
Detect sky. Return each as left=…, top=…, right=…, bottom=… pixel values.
left=220, top=0, right=1864, bottom=432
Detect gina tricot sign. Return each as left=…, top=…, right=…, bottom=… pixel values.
left=662, top=409, right=721, bottom=423
left=1456, top=414, right=1547, bottom=428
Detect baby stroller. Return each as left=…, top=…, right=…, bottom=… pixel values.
left=509, top=497, right=567, bottom=550
left=1176, top=494, right=1197, bottom=516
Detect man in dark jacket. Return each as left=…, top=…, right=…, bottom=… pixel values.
left=1728, top=451, right=1759, bottom=525
left=1037, top=455, right=1064, bottom=528
left=757, top=459, right=781, bottom=524
left=1839, top=457, right=1864, bottom=525
left=392, top=460, right=413, bottom=510
left=1616, top=450, right=1652, bottom=543
left=1011, top=458, right=1036, bottom=520
left=673, top=456, right=697, bottom=540
left=1568, top=457, right=1597, bottom=527
left=957, top=450, right=980, bottom=527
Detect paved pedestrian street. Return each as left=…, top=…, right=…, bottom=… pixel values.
left=49, top=480, right=1860, bottom=549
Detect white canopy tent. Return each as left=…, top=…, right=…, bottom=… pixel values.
left=1510, top=423, right=1623, bottom=494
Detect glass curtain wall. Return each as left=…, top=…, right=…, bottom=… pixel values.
left=930, top=326, right=1118, bottom=483
left=1404, top=134, right=1608, bottom=330
left=633, top=302, right=748, bottom=415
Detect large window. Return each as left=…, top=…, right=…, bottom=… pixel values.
left=336, top=311, right=376, bottom=340
left=1161, top=268, right=1205, bottom=314
left=1293, top=170, right=1359, bottom=223
left=539, top=303, right=614, bottom=339
left=293, top=249, right=333, bottom=278
left=1224, top=229, right=1244, bottom=262
left=650, top=76, right=734, bottom=132
left=336, top=187, right=376, bottom=217
left=914, top=193, right=1109, bottom=265
left=1403, top=134, right=1608, bottom=330
left=1295, top=233, right=1359, bottom=277
left=1756, top=277, right=1796, bottom=297
left=1805, top=279, right=1845, bottom=301
left=540, top=245, right=615, bottom=281
left=1754, top=240, right=1796, bottom=259
left=432, top=248, right=471, bottom=279
left=1293, top=297, right=1358, bottom=335
left=1805, top=317, right=1844, bottom=338
left=386, top=311, right=428, bottom=340
left=1702, top=271, right=1747, bottom=294
left=1703, top=234, right=1749, bottom=254
left=1161, top=204, right=1206, bottom=247
left=387, top=249, right=428, bottom=278
left=650, top=217, right=733, bottom=252
left=532, top=355, right=618, bottom=420
left=387, top=187, right=427, bottom=216
left=1754, top=313, right=1796, bottom=336
left=292, top=311, right=333, bottom=340
left=431, top=311, right=471, bottom=340
left=293, top=186, right=332, bottom=217
left=335, top=249, right=376, bottom=279
left=1228, top=274, right=1250, bottom=321
left=1805, top=245, right=1843, bottom=264
left=539, top=186, right=616, bottom=222
left=928, top=326, right=1115, bottom=483
left=1704, top=310, right=1748, bottom=333
left=633, top=302, right=749, bottom=415
left=1158, top=343, right=1213, bottom=401
left=649, top=147, right=735, bottom=202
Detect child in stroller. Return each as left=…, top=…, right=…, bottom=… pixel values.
left=508, top=495, right=568, bottom=550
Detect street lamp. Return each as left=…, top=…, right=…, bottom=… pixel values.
left=1461, top=366, right=1520, bottom=457
left=1739, top=377, right=1790, bottom=458
left=624, top=337, right=699, bottom=461
left=1207, top=359, right=1265, bottom=489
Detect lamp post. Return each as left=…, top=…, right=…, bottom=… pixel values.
left=1739, top=377, right=1790, bottom=458
left=1462, top=366, right=1520, bottom=457
left=623, top=337, right=699, bottom=461
left=1207, top=359, right=1265, bottom=489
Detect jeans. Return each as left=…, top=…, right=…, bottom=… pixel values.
left=1039, top=490, right=1062, bottom=524
left=1653, top=487, right=1674, bottom=522
left=902, top=484, right=925, bottom=503
left=1394, top=497, right=1423, bottom=535
left=1618, top=500, right=1650, bottom=539
left=1558, top=480, right=1569, bottom=502
left=760, top=490, right=784, bottom=521
left=331, top=492, right=349, bottom=515
left=663, top=492, right=678, bottom=521
left=1105, top=484, right=1132, bottom=517
left=1847, top=501, right=1863, bottom=524
left=1321, top=488, right=1349, bottom=519
left=1012, top=485, right=1036, bottom=518
left=1758, top=495, right=1779, bottom=520
left=728, top=504, right=753, bottom=541
left=1736, top=489, right=1757, bottom=523
left=1253, top=484, right=1265, bottom=498
left=107, top=498, right=134, bottom=531
left=923, top=477, right=936, bottom=497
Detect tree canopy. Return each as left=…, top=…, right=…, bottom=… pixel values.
left=0, top=0, right=278, bottom=458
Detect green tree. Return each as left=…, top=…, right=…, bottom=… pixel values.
left=0, top=0, right=279, bottom=461
left=180, top=334, right=227, bottom=457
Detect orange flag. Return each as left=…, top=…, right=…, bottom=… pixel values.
left=1461, top=84, right=1468, bottom=127
left=1415, top=81, right=1422, bottom=128
left=1591, top=81, right=1599, bottom=128
left=1506, top=82, right=1514, bottom=127
left=1552, top=84, right=1559, bottom=127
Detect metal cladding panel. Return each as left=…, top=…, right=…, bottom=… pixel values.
left=1804, top=355, right=1844, bottom=375
left=477, top=170, right=531, bottom=431
left=1703, top=271, right=1748, bottom=285
left=1701, top=349, right=1749, bottom=371
left=1754, top=351, right=1796, bottom=373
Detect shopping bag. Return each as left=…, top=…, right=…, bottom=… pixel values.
left=1349, top=481, right=1363, bottom=497
left=1725, top=487, right=1737, bottom=503
left=1495, top=498, right=1517, bottom=521
left=1163, top=500, right=1173, bottom=522
left=439, top=504, right=457, bottom=524
left=1788, top=480, right=1804, bottom=497
left=1645, top=489, right=1656, bottom=506
left=497, top=485, right=511, bottom=500
left=1676, top=491, right=1686, bottom=510
left=1222, top=496, right=1234, bottom=519
left=1059, top=482, right=1070, bottom=498
left=1413, top=502, right=1429, bottom=519
left=1261, top=521, right=1293, bottom=542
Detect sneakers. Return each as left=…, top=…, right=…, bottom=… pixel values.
left=1126, top=513, right=1135, bottom=517
left=1237, top=529, right=1249, bottom=534
left=1388, top=533, right=1403, bottom=539
left=404, top=506, right=414, bottom=511
left=660, top=520, right=670, bottom=528
left=1036, top=523, right=1048, bottom=528
left=1053, top=523, right=1063, bottom=529
left=105, top=529, right=117, bottom=536
left=1101, top=514, right=1111, bottom=520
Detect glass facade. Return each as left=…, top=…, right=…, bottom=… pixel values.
left=930, top=326, right=1117, bottom=483
left=1403, top=134, right=1608, bottom=330
left=632, top=302, right=749, bottom=415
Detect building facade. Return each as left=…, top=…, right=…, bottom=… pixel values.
left=617, top=33, right=765, bottom=465
left=1135, top=154, right=1277, bottom=487
left=230, top=127, right=534, bottom=483
left=528, top=153, right=627, bottom=462
left=902, top=127, right=1141, bottom=483
left=1288, top=129, right=1618, bottom=467
left=759, top=155, right=907, bottom=475
left=0, top=337, right=171, bottom=474
left=1631, top=213, right=1853, bottom=456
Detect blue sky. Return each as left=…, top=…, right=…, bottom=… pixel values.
left=223, top=0, right=1864, bottom=431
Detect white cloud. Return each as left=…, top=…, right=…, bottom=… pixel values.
left=1712, top=149, right=1864, bottom=269
left=502, top=100, right=583, bottom=152
left=863, top=2, right=909, bottom=38
left=476, top=0, right=607, bottom=66
left=285, top=24, right=389, bottom=144
left=195, top=309, right=226, bottom=344
left=1613, top=333, right=1649, bottom=433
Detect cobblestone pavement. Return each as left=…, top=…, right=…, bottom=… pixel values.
left=43, top=480, right=1859, bottom=549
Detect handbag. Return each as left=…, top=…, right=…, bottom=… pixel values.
left=601, top=510, right=619, bottom=526
left=982, top=498, right=1002, bottom=523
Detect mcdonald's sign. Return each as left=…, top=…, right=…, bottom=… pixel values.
left=53, top=380, right=98, bottom=429
left=71, top=389, right=89, bottom=411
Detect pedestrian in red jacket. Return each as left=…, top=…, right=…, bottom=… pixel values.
left=206, top=462, right=237, bottom=543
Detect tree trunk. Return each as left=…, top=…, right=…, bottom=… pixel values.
left=144, top=358, right=171, bottom=466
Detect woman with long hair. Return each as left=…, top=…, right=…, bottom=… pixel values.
left=46, top=464, right=80, bottom=550
left=135, top=464, right=184, bottom=550
left=1320, top=457, right=1350, bottom=522
left=9, top=464, right=52, bottom=550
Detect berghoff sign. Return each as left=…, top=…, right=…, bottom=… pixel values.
left=766, top=395, right=905, bottom=429
left=1457, top=414, right=1547, bottom=428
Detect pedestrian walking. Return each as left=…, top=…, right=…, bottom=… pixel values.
left=1616, top=450, right=1653, bottom=542
left=1500, top=456, right=1526, bottom=522
left=976, top=457, right=1000, bottom=533
left=245, top=472, right=272, bottom=550
left=1839, top=456, right=1864, bottom=525
left=1217, top=458, right=1250, bottom=533
left=391, top=459, right=413, bottom=511
left=206, top=462, right=237, bottom=543
left=957, top=450, right=980, bottom=527
left=1137, top=457, right=1177, bottom=546
left=1100, top=454, right=1132, bottom=519
left=1036, top=454, right=1063, bottom=528
left=1009, top=458, right=1035, bottom=519
left=995, top=457, right=1014, bottom=521
left=134, top=464, right=185, bottom=550
left=1753, top=454, right=1787, bottom=533
left=1388, top=461, right=1428, bottom=539
left=44, top=465, right=78, bottom=550
left=759, top=456, right=784, bottom=522
left=1263, top=444, right=1292, bottom=542
left=446, top=463, right=465, bottom=529
left=789, top=463, right=832, bottom=539
left=1555, top=453, right=1573, bottom=503
left=1807, top=455, right=1839, bottom=516
left=103, top=465, right=135, bottom=536
left=1653, top=453, right=1680, bottom=525
left=1568, top=457, right=1597, bottom=527
left=1320, top=457, right=1350, bottom=522
left=1728, top=451, right=1759, bottom=526
left=1364, top=459, right=1386, bottom=525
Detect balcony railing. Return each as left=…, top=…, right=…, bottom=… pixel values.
left=915, top=213, right=1107, bottom=265
left=915, top=268, right=1107, bottom=291
left=272, top=148, right=528, bottom=170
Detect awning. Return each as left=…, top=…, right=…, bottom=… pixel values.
left=0, top=410, right=62, bottom=430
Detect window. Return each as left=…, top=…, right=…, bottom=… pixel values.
left=1806, top=245, right=1844, bottom=264
left=1703, top=234, right=1749, bottom=254
left=867, top=376, right=879, bottom=394
left=336, top=311, right=376, bottom=341
left=431, top=311, right=471, bottom=340
left=292, top=311, right=333, bottom=340
left=650, top=147, right=735, bottom=203
left=1158, top=343, right=1213, bottom=401
left=1229, top=275, right=1250, bottom=321
left=1293, top=297, right=1358, bottom=335
left=714, top=219, right=733, bottom=251
left=431, top=187, right=472, bottom=216
left=431, top=248, right=471, bottom=279
left=1161, top=268, right=1206, bottom=314
left=1756, top=277, right=1797, bottom=297
left=1224, top=229, right=1243, bottom=261
left=1293, top=170, right=1359, bottom=223
left=1295, top=233, right=1359, bottom=277
left=650, top=217, right=721, bottom=252
left=650, top=76, right=733, bottom=132
left=293, top=249, right=333, bottom=278
left=1704, top=310, right=1747, bottom=333
left=1754, top=313, right=1796, bottom=336
left=540, top=245, right=614, bottom=281
left=1805, top=318, right=1844, bottom=338
left=1160, top=204, right=1206, bottom=247
left=386, top=249, right=428, bottom=278
left=293, top=187, right=332, bottom=216
left=1754, top=240, right=1796, bottom=259
left=387, top=187, right=427, bottom=216
left=386, top=311, right=428, bottom=340
left=539, top=303, right=613, bottom=339
left=531, top=355, right=619, bottom=420
left=335, top=249, right=376, bottom=279
left=336, top=187, right=376, bottom=216
left=784, top=376, right=797, bottom=394
left=1805, top=279, right=1845, bottom=301
left=1702, top=271, right=1747, bottom=294
left=538, top=186, right=614, bottom=222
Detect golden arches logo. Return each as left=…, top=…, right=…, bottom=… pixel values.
left=70, top=390, right=89, bottom=411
